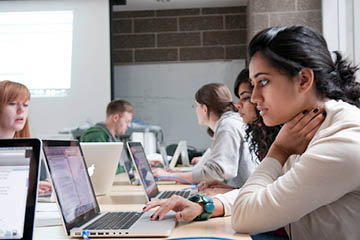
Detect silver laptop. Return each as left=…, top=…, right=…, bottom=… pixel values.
left=127, top=142, right=196, bottom=202
left=80, top=142, right=123, bottom=196
left=122, top=145, right=140, bottom=185
left=0, top=138, right=41, bottom=240
left=168, top=140, right=190, bottom=169
left=42, top=140, right=176, bottom=238
left=157, top=142, right=169, bottom=168
left=123, top=142, right=175, bottom=185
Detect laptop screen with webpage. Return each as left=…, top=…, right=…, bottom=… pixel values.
left=0, top=139, right=41, bottom=240
left=42, top=140, right=99, bottom=235
left=127, top=142, right=159, bottom=200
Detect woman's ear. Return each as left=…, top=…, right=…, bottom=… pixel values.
left=201, top=104, right=208, bottom=113
left=297, top=68, right=314, bottom=93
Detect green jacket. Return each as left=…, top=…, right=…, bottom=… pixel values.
left=80, top=123, right=125, bottom=174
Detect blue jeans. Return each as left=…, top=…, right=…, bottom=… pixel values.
left=251, top=232, right=289, bottom=240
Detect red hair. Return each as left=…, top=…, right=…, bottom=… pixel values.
left=0, top=80, right=31, bottom=138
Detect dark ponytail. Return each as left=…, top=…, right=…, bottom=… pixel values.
left=248, top=25, right=360, bottom=107
left=325, top=51, right=360, bottom=107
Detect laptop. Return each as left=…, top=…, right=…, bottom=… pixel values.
left=0, top=138, right=41, bottom=240
left=79, top=142, right=123, bottom=196
left=168, top=141, right=190, bottom=169
left=42, top=140, right=176, bottom=238
left=121, top=145, right=140, bottom=185
left=127, top=142, right=196, bottom=202
left=157, top=142, right=169, bottom=168
left=123, top=142, right=175, bottom=185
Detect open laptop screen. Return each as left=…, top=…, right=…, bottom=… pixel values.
left=122, top=146, right=136, bottom=183
left=127, top=142, right=159, bottom=200
left=0, top=139, right=40, bottom=240
left=42, top=140, right=99, bottom=234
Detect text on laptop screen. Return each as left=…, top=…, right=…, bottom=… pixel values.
left=43, top=145, right=97, bottom=224
left=0, top=147, right=32, bottom=239
left=129, top=144, right=158, bottom=198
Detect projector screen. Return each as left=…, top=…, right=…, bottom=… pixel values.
left=0, top=0, right=111, bottom=138
left=0, top=10, right=73, bottom=97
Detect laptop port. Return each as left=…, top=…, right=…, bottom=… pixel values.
left=98, top=232, right=104, bottom=235
left=75, top=233, right=81, bottom=236
left=90, top=233, right=96, bottom=236
left=105, top=232, right=109, bottom=235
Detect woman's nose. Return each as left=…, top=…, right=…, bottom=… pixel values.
left=251, top=87, right=261, bottom=104
left=17, top=104, right=25, bottom=113
left=234, top=100, right=242, bottom=110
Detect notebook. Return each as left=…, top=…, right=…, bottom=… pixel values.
left=79, top=142, right=123, bottom=196
left=42, top=140, right=176, bottom=238
left=127, top=142, right=196, bottom=202
left=0, top=138, right=41, bottom=240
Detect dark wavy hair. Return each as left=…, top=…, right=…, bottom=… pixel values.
left=234, top=69, right=281, bottom=160
left=248, top=25, right=360, bottom=107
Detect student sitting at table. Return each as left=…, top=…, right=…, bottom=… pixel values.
left=143, top=25, right=360, bottom=240
left=152, top=83, right=257, bottom=189
left=80, top=98, right=133, bottom=174
left=0, top=80, right=52, bottom=195
left=198, top=69, right=281, bottom=197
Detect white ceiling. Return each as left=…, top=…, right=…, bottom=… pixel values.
left=113, top=0, right=248, bottom=11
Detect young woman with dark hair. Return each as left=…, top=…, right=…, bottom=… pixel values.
left=153, top=83, right=257, bottom=188
left=234, top=68, right=281, bottom=161
left=143, top=25, right=360, bottom=240
left=198, top=69, right=281, bottom=196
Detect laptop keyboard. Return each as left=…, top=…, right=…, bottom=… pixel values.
left=159, top=190, right=190, bottom=199
left=86, top=212, right=144, bottom=230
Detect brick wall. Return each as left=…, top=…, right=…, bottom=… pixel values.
left=247, top=0, right=322, bottom=43
left=112, top=6, right=247, bottom=64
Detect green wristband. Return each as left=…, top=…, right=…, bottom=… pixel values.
left=188, top=194, right=215, bottom=221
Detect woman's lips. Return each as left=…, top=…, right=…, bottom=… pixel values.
left=15, top=118, right=24, bottom=123
left=256, top=106, right=268, bottom=116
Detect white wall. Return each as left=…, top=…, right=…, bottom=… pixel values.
left=114, top=60, right=245, bottom=150
left=0, top=0, right=111, bottom=138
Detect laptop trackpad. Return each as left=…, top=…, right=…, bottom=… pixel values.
left=130, top=210, right=176, bottom=233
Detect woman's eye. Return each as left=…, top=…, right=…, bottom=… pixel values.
left=259, top=79, right=268, bottom=86
left=23, top=104, right=29, bottom=107
left=8, top=102, right=16, bottom=106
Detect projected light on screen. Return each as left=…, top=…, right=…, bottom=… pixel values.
left=0, top=11, right=73, bottom=97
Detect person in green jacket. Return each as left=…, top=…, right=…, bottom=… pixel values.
left=80, top=99, right=133, bottom=174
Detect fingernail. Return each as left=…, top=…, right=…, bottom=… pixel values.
left=322, top=112, right=327, bottom=117
left=313, top=108, right=319, bottom=113
left=302, top=110, right=308, bottom=114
